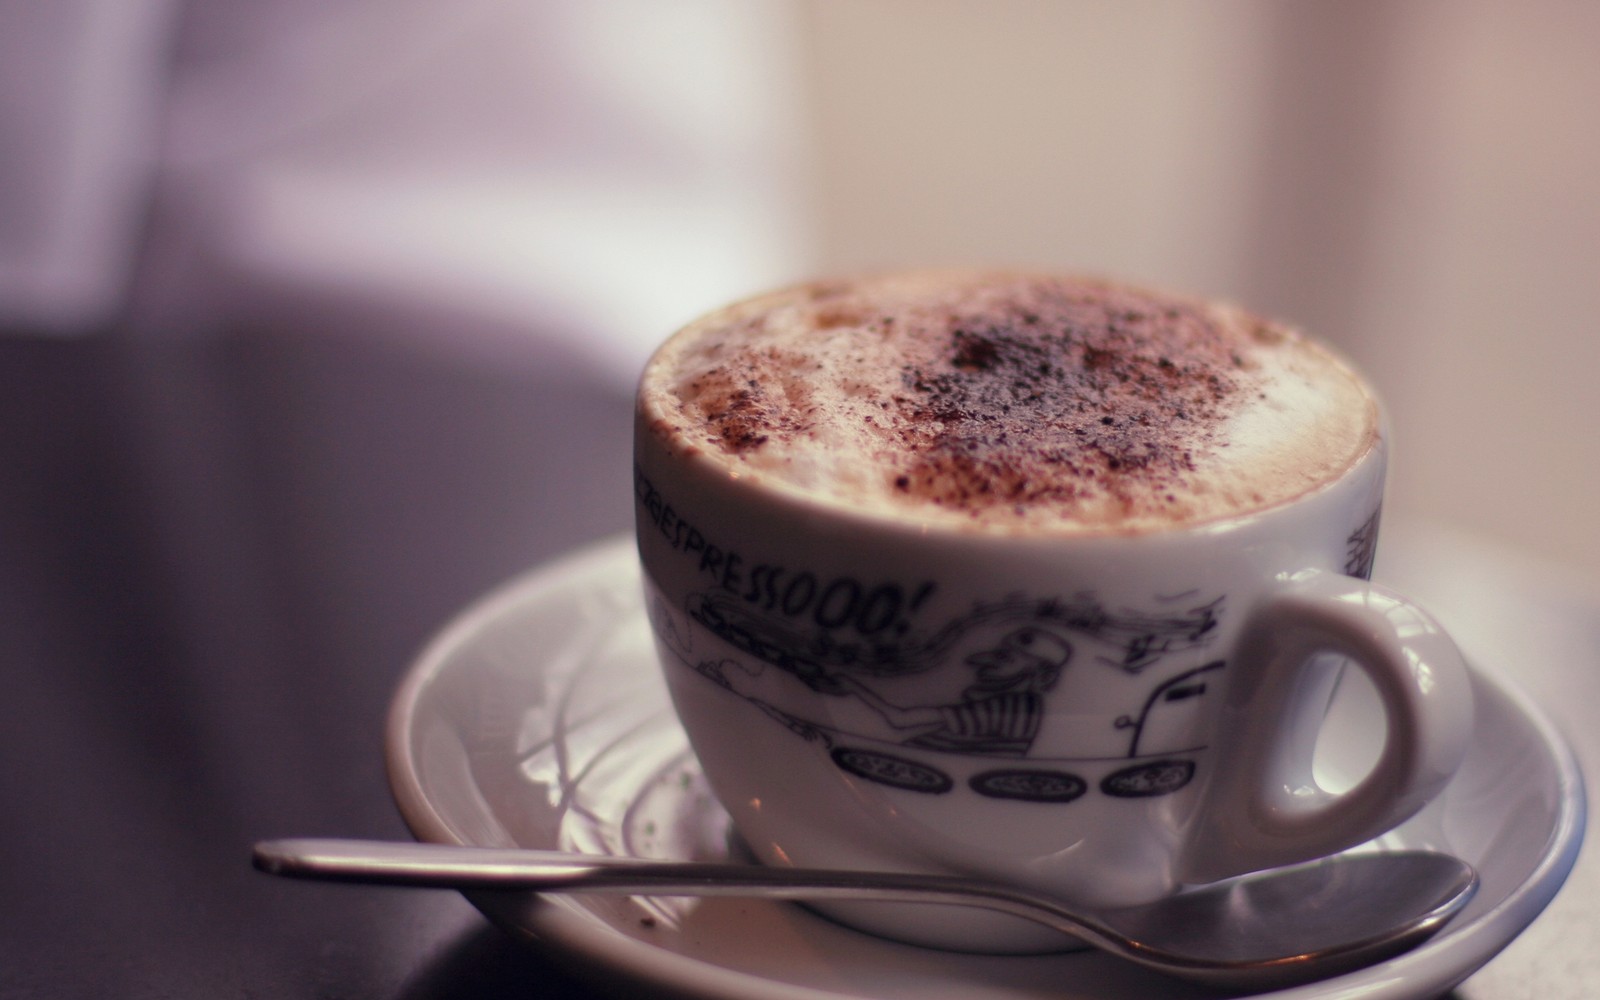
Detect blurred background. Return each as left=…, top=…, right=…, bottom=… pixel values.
left=3, top=1, right=1599, bottom=992
left=9, top=0, right=1600, bottom=777
left=9, top=0, right=1600, bottom=803
left=9, top=0, right=1600, bottom=664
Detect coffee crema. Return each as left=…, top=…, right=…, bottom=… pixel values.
left=639, top=270, right=1378, bottom=535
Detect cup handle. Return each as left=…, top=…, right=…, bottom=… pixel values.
left=1178, top=569, right=1474, bottom=884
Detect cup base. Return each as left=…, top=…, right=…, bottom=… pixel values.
left=796, top=897, right=1085, bottom=955
left=720, top=836, right=1083, bottom=954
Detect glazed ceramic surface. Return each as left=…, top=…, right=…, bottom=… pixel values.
left=636, top=407, right=1473, bottom=949
left=388, top=538, right=1583, bottom=1000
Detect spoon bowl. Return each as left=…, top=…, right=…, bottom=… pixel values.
left=253, top=838, right=1476, bottom=990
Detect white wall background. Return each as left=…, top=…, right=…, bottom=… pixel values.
left=795, top=0, right=1600, bottom=581
left=4, top=0, right=1597, bottom=696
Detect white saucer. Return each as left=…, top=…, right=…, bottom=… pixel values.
left=386, top=537, right=1585, bottom=1000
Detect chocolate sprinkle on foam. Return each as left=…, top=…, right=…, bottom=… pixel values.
left=641, top=271, right=1375, bottom=534
left=888, top=282, right=1241, bottom=515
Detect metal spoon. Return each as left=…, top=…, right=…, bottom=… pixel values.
left=253, top=838, right=1476, bottom=990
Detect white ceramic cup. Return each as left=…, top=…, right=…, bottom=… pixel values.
left=632, top=294, right=1473, bottom=953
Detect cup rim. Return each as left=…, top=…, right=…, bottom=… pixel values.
left=634, top=403, right=1387, bottom=545
left=633, top=270, right=1386, bottom=544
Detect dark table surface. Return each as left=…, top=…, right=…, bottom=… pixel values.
left=4, top=333, right=1595, bottom=1000
left=2, top=329, right=626, bottom=999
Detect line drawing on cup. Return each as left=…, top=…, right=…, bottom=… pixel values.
left=833, top=626, right=1069, bottom=757
left=1345, top=504, right=1383, bottom=579
left=1113, top=660, right=1226, bottom=758
left=680, top=588, right=1221, bottom=686
left=648, top=582, right=1229, bottom=800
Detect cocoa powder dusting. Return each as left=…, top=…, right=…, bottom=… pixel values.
left=665, top=273, right=1285, bottom=525
left=688, top=343, right=816, bottom=454
left=889, top=280, right=1243, bottom=514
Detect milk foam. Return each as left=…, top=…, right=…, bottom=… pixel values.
left=639, top=270, right=1377, bottom=534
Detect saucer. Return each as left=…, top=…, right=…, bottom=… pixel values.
left=386, top=536, right=1585, bottom=1000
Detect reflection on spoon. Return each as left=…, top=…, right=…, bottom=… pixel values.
left=253, top=838, right=1475, bottom=990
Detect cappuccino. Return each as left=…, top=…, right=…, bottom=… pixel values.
left=639, top=270, right=1377, bottom=535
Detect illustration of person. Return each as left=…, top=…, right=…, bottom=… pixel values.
left=837, top=627, right=1071, bottom=756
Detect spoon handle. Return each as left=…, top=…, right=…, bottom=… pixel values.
left=253, top=837, right=1108, bottom=944
left=253, top=838, right=1477, bottom=989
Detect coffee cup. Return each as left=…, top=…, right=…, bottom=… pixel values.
left=632, top=270, right=1473, bottom=952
